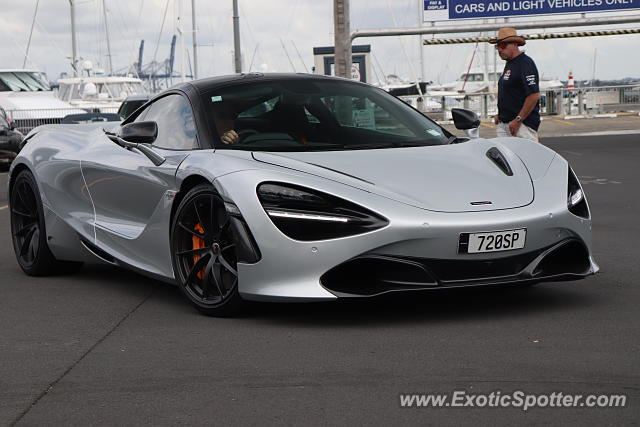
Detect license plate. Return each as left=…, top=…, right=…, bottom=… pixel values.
left=462, top=229, right=526, bottom=254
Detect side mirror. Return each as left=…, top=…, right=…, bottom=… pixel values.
left=119, top=121, right=157, bottom=144
left=451, top=108, right=480, bottom=139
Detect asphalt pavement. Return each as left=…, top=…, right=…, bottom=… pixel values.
left=0, top=132, right=639, bottom=426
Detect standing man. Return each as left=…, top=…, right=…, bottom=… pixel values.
left=490, top=28, right=541, bottom=142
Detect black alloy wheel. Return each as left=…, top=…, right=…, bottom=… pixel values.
left=10, top=170, right=82, bottom=275
left=171, top=184, right=242, bottom=316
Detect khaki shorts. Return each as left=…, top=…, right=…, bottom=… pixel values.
left=496, top=122, right=539, bottom=143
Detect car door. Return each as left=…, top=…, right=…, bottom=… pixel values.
left=80, top=93, right=199, bottom=277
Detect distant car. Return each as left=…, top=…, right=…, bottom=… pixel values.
left=61, top=112, right=122, bottom=124
left=0, top=107, right=23, bottom=171
left=117, top=94, right=150, bottom=120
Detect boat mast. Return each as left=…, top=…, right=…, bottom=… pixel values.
left=23, top=0, right=40, bottom=68
left=69, top=0, right=78, bottom=76
left=103, top=0, right=114, bottom=75
left=178, top=0, right=186, bottom=82
left=191, top=0, right=198, bottom=79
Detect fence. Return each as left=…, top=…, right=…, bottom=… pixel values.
left=399, top=84, right=640, bottom=120
left=6, top=107, right=121, bottom=135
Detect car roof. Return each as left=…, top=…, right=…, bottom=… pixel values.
left=178, top=73, right=361, bottom=94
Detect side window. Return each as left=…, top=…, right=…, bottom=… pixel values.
left=139, top=94, right=198, bottom=150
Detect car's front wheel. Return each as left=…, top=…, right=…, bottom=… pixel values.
left=10, top=169, right=83, bottom=275
left=170, top=184, right=243, bottom=317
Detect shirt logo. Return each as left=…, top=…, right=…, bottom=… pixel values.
left=503, top=69, right=511, bottom=81
left=526, top=74, right=537, bottom=86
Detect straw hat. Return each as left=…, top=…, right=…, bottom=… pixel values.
left=489, top=28, right=526, bottom=46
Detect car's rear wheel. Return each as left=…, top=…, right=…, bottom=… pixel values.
left=10, top=170, right=83, bottom=275
left=170, top=184, right=243, bottom=317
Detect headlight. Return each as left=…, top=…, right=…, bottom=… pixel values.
left=257, top=182, right=388, bottom=241
left=567, top=167, right=589, bottom=219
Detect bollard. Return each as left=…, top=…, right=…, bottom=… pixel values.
left=578, top=90, right=584, bottom=115
left=482, top=94, right=488, bottom=119
left=556, top=92, right=565, bottom=116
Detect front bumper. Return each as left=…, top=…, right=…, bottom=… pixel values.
left=214, top=157, right=596, bottom=302
left=320, top=238, right=597, bottom=297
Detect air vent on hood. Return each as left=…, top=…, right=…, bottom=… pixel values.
left=486, top=147, right=513, bottom=176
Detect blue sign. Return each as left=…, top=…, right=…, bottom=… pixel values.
left=424, top=0, right=640, bottom=20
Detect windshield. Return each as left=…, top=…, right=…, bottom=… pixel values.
left=0, top=72, right=50, bottom=92
left=203, top=79, right=450, bottom=151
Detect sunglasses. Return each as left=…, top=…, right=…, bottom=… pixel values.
left=495, top=42, right=513, bottom=50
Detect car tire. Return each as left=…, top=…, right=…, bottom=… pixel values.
left=10, top=169, right=83, bottom=276
left=170, top=184, right=243, bottom=317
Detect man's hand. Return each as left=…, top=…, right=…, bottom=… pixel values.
left=494, top=115, right=500, bottom=125
left=508, top=120, right=522, bottom=136
left=221, top=130, right=239, bottom=144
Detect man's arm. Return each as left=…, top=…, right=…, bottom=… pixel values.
left=509, top=92, right=540, bottom=135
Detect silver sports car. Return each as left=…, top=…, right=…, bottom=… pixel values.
left=8, top=73, right=598, bottom=316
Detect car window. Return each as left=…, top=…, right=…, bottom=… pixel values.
left=237, top=96, right=279, bottom=118
left=202, top=79, right=448, bottom=151
left=142, top=94, right=198, bottom=150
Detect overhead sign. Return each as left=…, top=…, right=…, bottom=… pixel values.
left=424, top=0, right=640, bottom=21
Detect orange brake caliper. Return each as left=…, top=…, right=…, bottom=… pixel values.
left=192, top=223, right=206, bottom=279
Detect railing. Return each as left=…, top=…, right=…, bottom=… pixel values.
left=398, top=84, right=640, bottom=119
left=5, top=107, right=121, bottom=134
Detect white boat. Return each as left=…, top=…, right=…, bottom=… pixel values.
left=0, top=69, right=85, bottom=133
left=56, top=75, right=146, bottom=111
left=431, top=70, right=564, bottom=93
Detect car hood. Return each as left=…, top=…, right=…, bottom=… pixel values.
left=252, top=139, right=534, bottom=212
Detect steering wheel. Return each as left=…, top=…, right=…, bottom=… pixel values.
left=237, top=128, right=259, bottom=141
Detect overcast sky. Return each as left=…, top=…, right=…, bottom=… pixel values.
left=1, top=0, right=639, bottom=85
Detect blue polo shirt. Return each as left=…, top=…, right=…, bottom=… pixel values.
left=498, top=53, right=540, bottom=131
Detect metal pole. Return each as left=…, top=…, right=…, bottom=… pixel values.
left=103, top=0, right=114, bottom=75
left=333, top=0, right=351, bottom=79
left=351, top=14, right=640, bottom=40
left=418, top=0, right=424, bottom=82
left=233, top=0, right=242, bottom=73
left=69, top=0, right=78, bottom=76
left=483, top=19, right=489, bottom=90
left=191, top=0, right=198, bottom=79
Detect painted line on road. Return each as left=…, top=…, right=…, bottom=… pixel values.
left=552, top=119, right=576, bottom=126
left=0, top=205, right=7, bottom=211
left=563, top=150, right=583, bottom=156
left=480, top=123, right=496, bottom=129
